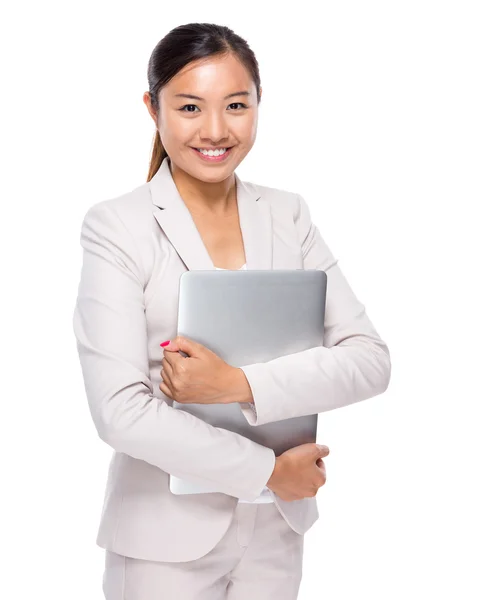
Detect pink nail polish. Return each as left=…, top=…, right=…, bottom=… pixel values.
left=160, top=340, right=170, bottom=347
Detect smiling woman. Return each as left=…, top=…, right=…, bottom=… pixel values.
left=88, top=23, right=315, bottom=599
left=72, top=19, right=391, bottom=600
left=142, top=29, right=263, bottom=216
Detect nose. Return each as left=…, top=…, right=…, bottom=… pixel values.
left=199, top=111, right=229, bottom=144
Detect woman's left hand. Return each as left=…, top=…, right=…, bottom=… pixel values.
left=159, top=336, right=245, bottom=405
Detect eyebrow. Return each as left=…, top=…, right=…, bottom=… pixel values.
left=174, top=91, right=251, bottom=101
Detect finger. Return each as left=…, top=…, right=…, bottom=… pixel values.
left=316, top=457, right=326, bottom=473
left=174, top=336, right=203, bottom=357
left=315, top=444, right=330, bottom=457
left=159, top=380, right=173, bottom=399
left=160, top=366, right=173, bottom=388
left=163, top=345, right=180, bottom=354
left=161, top=357, right=173, bottom=375
left=163, top=351, right=182, bottom=369
left=163, top=349, right=179, bottom=362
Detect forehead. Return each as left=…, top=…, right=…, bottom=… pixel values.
left=164, top=53, right=254, bottom=98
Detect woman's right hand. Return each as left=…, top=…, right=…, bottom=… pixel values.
left=266, top=443, right=329, bottom=501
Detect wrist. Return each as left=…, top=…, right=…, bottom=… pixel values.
left=227, top=367, right=254, bottom=404
left=266, top=455, right=283, bottom=490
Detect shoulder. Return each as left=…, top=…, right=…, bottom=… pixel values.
left=80, top=180, right=151, bottom=232
left=77, top=180, right=155, bottom=285
left=242, top=178, right=309, bottom=224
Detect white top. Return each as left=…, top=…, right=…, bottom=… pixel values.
left=214, top=263, right=274, bottom=504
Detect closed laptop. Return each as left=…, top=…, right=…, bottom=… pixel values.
left=169, top=269, right=327, bottom=495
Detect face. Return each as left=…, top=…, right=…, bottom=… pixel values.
left=144, top=52, right=261, bottom=184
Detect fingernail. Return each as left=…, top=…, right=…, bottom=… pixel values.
left=160, top=340, right=170, bottom=347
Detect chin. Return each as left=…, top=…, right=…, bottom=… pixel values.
left=194, top=169, right=233, bottom=184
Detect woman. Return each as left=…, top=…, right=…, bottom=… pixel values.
left=73, top=22, right=391, bottom=600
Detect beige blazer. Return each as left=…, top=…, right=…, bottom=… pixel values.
left=73, top=156, right=391, bottom=562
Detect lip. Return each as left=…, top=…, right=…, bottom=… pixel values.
left=191, top=147, right=234, bottom=163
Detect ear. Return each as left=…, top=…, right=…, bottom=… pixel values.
left=143, top=91, right=157, bottom=123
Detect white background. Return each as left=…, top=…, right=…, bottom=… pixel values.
left=1, top=1, right=476, bottom=598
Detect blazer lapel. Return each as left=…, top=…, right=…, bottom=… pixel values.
left=149, top=157, right=273, bottom=271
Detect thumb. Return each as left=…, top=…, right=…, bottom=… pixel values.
left=315, top=443, right=330, bottom=458
left=163, top=336, right=203, bottom=356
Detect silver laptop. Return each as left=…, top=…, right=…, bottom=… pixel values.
left=169, top=269, right=327, bottom=496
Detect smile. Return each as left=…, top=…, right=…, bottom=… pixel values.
left=191, top=147, right=233, bottom=163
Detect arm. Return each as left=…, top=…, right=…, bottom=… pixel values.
left=72, top=201, right=275, bottom=502
left=238, top=193, right=391, bottom=427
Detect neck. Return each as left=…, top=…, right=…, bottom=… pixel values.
left=169, top=159, right=237, bottom=216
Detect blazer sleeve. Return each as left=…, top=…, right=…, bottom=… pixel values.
left=238, top=193, right=392, bottom=427
left=72, top=201, right=275, bottom=502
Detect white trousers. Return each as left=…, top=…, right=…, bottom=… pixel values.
left=103, top=500, right=305, bottom=600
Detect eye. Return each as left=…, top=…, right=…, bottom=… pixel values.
left=178, top=102, right=248, bottom=113
left=178, top=104, right=199, bottom=113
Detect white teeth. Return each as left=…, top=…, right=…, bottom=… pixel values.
left=197, top=148, right=228, bottom=156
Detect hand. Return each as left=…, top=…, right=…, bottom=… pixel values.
left=160, top=336, right=241, bottom=405
left=267, top=443, right=329, bottom=502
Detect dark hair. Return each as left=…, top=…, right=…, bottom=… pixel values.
left=145, top=23, right=262, bottom=182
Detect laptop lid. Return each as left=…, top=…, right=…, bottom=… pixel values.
left=169, top=269, right=327, bottom=494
